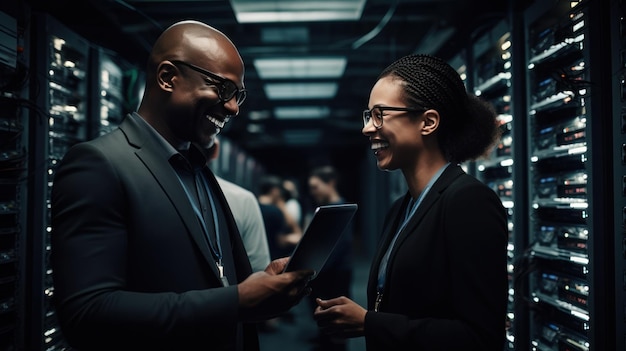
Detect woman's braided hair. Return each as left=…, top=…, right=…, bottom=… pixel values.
left=378, top=54, right=500, bottom=163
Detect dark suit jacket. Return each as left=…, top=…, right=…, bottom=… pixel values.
left=364, top=164, right=508, bottom=351
left=51, top=113, right=257, bottom=350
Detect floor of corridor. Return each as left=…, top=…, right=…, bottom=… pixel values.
left=258, top=255, right=369, bottom=351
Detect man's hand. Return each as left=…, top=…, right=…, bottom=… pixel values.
left=237, top=257, right=313, bottom=322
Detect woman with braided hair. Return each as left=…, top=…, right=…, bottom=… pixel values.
left=313, top=54, right=508, bottom=350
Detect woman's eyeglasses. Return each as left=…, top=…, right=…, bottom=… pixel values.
left=171, top=60, right=247, bottom=106
left=363, top=106, right=427, bottom=129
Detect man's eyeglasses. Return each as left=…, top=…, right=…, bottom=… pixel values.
left=171, top=60, right=247, bottom=106
left=363, top=106, right=427, bottom=129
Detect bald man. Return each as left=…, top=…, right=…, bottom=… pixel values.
left=51, top=20, right=313, bottom=351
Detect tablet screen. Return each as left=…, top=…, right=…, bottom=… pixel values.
left=283, top=203, right=358, bottom=278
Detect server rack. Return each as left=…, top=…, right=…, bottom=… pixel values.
left=0, top=10, right=28, bottom=351
left=522, top=0, right=614, bottom=349
left=28, top=14, right=91, bottom=350
left=470, top=19, right=517, bottom=350
left=91, top=47, right=128, bottom=137
left=357, top=148, right=395, bottom=259
left=448, top=51, right=473, bottom=178
left=609, top=0, right=626, bottom=349
left=450, top=50, right=470, bottom=177
left=448, top=51, right=469, bottom=91
left=89, top=46, right=143, bottom=139
left=211, top=136, right=266, bottom=193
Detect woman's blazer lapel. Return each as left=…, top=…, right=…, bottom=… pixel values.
left=391, top=165, right=464, bottom=251
left=366, top=164, right=465, bottom=302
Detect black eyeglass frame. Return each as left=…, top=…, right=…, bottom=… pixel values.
left=170, top=60, right=247, bottom=106
left=363, top=106, right=427, bottom=129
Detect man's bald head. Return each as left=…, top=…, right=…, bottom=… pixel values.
left=147, top=20, right=240, bottom=73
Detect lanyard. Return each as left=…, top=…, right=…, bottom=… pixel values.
left=376, top=163, right=449, bottom=294
left=197, top=172, right=222, bottom=265
left=175, top=168, right=225, bottom=283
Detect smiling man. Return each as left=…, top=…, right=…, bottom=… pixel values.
left=50, top=20, right=313, bottom=351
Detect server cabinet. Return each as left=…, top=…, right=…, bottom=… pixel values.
left=0, top=10, right=28, bottom=351
left=471, top=19, right=517, bottom=350
left=609, top=0, right=626, bottom=349
left=91, top=48, right=127, bottom=137
left=522, top=0, right=614, bottom=349
left=448, top=51, right=472, bottom=176
left=448, top=51, right=468, bottom=88
left=213, top=137, right=265, bottom=192
left=28, top=14, right=90, bottom=350
left=89, top=46, right=143, bottom=139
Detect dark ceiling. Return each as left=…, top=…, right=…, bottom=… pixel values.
left=26, top=0, right=509, bottom=177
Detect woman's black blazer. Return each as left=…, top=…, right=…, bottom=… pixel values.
left=364, top=164, right=508, bottom=351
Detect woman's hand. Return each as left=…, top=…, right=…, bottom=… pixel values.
left=313, top=296, right=367, bottom=338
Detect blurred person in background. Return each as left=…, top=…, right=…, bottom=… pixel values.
left=203, top=137, right=270, bottom=272
left=313, top=54, right=507, bottom=351
left=257, top=175, right=301, bottom=260
left=306, top=165, right=354, bottom=351
left=256, top=174, right=304, bottom=331
left=282, top=177, right=303, bottom=229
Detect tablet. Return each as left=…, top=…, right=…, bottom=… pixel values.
left=283, top=203, right=358, bottom=278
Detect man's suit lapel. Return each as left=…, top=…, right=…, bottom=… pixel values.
left=119, top=115, right=219, bottom=278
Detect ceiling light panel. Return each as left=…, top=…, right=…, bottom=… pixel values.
left=230, top=0, right=366, bottom=23
left=261, top=27, right=309, bottom=44
left=264, top=82, right=338, bottom=100
left=274, top=106, right=330, bottom=119
left=282, top=129, right=323, bottom=144
left=254, top=57, right=347, bottom=79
